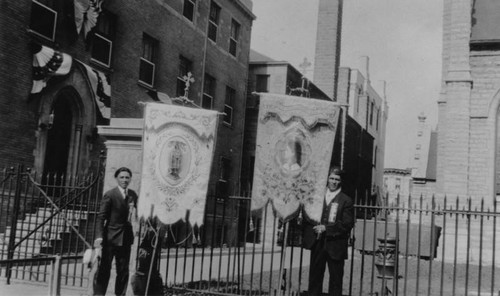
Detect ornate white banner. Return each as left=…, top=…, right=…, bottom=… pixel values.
left=251, top=93, right=340, bottom=222
left=138, top=103, right=218, bottom=225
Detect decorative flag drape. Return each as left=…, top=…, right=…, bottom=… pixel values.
left=74, top=0, right=103, bottom=38
left=78, top=61, right=111, bottom=119
left=251, top=93, right=340, bottom=222
left=138, top=103, right=218, bottom=226
left=31, top=44, right=73, bottom=94
left=146, top=89, right=173, bottom=104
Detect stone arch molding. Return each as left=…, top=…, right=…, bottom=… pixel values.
left=34, top=62, right=98, bottom=176
left=486, top=87, right=500, bottom=205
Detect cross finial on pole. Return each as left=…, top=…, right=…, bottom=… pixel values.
left=183, top=72, right=195, bottom=98
left=299, top=57, right=311, bottom=75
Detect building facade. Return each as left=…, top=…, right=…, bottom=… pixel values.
left=437, top=0, right=500, bottom=205
left=0, top=0, right=254, bottom=200
left=336, top=63, right=389, bottom=200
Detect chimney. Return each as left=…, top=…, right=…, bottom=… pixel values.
left=313, top=0, right=343, bottom=100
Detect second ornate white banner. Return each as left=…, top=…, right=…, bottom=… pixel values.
left=251, top=93, right=341, bottom=222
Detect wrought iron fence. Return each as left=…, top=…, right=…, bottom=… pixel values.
left=0, top=165, right=103, bottom=287
left=159, top=194, right=500, bottom=296
left=1, top=163, right=499, bottom=296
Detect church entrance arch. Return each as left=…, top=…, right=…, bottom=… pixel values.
left=43, top=95, right=73, bottom=175
left=40, top=87, right=85, bottom=179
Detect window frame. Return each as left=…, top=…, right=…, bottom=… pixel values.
left=183, top=0, right=196, bottom=22
left=30, top=0, right=57, bottom=41
left=255, top=74, right=269, bottom=93
left=208, top=1, right=221, bottom=42
left=229, top=19, right=240, bottom=56
left=223, top=86, right=235, bottom=126
left=138, top=33, right=158, bottom=88
left=177, top=56, right=193, bottom=97
left=90, top=11, right=115, bottom=68
left=219, top=156, right=231, bottom=182
left=202, top=74, right=215, bottom=109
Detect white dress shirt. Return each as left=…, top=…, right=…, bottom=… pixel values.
left=325, top=187, right=341, bottom=205
left=118, top=187, right=128, bottom=199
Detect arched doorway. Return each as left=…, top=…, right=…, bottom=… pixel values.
left=43, top=96, right=73, bottom=175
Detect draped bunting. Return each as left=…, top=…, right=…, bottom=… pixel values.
left=251, top=93, right=341, bottom=222
left=74, top=0, right=103, bottom=38
left=138, top=103, right=218, bottom=225
left=146, top=89, right=173, bottom=104
left=31, top=44, right=73, bottom=95
left=78, top=61, right=111, bottom=119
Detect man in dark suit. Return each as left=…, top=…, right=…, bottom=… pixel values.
left=303, top=167, right=355, bottom=296
left=93, top=167, right=138, bottom=296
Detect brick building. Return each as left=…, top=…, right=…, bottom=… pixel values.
left=336, top=60, right=388, bottom=200
left=0, top=0, right=254, bottom=200
left=437, top=0, right=500, bottom=205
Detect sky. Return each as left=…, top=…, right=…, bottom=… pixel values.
left=250, top=0, right=443, bottom=169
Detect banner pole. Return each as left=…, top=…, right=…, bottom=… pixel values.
left=145, top=204, right=157, bottom=296
left=277, top=220, right=289, bottom=296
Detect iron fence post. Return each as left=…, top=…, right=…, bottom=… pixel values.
left=6, top=164, right=23, bottom=284
left=48, top=255, right=62, bottom=296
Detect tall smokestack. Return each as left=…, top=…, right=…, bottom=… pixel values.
left=313, top=0, right=343, bottom=100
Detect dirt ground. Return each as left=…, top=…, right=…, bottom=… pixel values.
left=165, top=250, right=500, bottom=295
left=231, top=251, right=499, bottom=296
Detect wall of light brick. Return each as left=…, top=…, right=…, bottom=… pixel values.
left=313, top=0, right=342, bottom=99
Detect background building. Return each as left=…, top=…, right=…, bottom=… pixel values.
left=336, top=59, right=388, bottom=201
left=0, top=0, right=255, bottom=246
left=0, top=0, right=254, bottom=194
left=437, top=0, right=500, bottom=206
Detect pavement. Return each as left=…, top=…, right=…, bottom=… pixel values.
left=0, top=278, right=87, bottom=296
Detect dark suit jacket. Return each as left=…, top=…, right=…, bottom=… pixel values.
left=302, top=191, right=355, bottom=260
left=96, top=187, right=138, bottom=246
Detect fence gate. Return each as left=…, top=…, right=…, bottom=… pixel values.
left=0, top=164, right=103, bottom=287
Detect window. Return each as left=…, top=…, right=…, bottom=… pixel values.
left=395, top=178, right=401, bottom=191
left=217, top=157, right=231, bottom=198
left=255, top=75, right=269, bottom=92
left=208, top=1, right=220, bottom=42
left=219, top=157, right=231, bottom=181
left=418, top=131, right=423, bottom=136
left=202, top=74, right=215, bottom=109
left=369, top=101, right=374, bottom=126
left=376, top=108, right=380, bottom=130
left=224, top=86, right=235, bottom=125
left=177, top=56, right=193, bottom=97
left=229, top=19, right=240, bottom=56
left=356, top=92, right=360, bottom=112
left=91, top=11, right=115, bottom=68
left=416, top=144, right=421, bottom=150
left=414, top=154, right=420, bottom=160
left=139, top=34, right=158, bottom=87
left=30, top=0, right=57, bottom=41
left=183, top=0, right=196, bottom=21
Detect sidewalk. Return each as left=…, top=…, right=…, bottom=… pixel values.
left=0, top=278, right=87, bottom=296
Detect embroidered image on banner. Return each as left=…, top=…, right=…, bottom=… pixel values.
left=251, top=93, right=340, bottom=222
left=138, top=103, right=218, bottom=226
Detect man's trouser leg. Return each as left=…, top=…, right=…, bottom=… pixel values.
left=327, top=259, right=344, bottom=296
left=308, top=242, right=327, bottom=296
left=93, top=245, right=114, bottom=296
left=114, top=245, right=131, bottom=296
